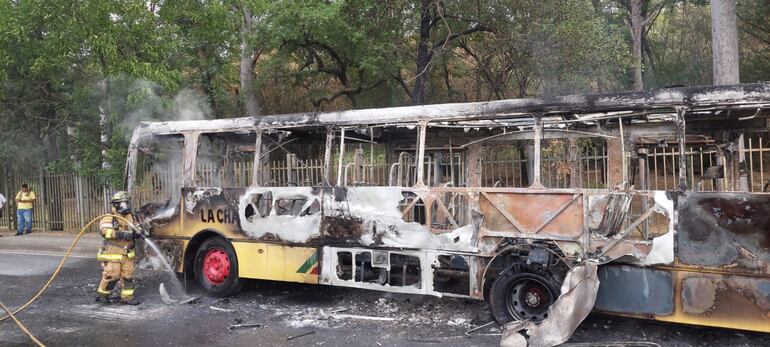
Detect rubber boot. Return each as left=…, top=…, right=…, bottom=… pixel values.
left=95, top=295, right=118, bottom=304
left=121, top=298, right=141, bottom=305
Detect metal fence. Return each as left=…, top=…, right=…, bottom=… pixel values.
left=480, top=141, right=609, bottom=189
left=0, top=168, right=112, bottom=232
left=645, top=139, right=770, bottom=192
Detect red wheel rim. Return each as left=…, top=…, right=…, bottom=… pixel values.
left=203, top=248, right=231, bottom=285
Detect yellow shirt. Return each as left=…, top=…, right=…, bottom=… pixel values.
left=16, top=191, right=36, bottom=210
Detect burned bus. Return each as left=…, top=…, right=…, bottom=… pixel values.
left=127, top=83, right=770, bottom=332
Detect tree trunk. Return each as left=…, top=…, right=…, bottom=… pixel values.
left=240, top=4, right=261, bottom=117
left=412, top=0, right=432, bottom=105
left=630, top=0, right=644, bottom=91
left=99, top=105, right=111, bottom=170
left=711, top=0, right=740, bottom=85
left=197, top=48, right=220, bottom=114
left=43, top=103, right=60, bottom=163
left=43, top=105, right=63, bottom=230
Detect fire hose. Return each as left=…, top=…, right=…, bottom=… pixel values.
left=0, top=214, right=143, bottom=347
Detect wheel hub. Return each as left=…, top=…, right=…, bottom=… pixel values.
left=203, top=248, right=230, bottom=285
left=525, top=290, right=541, bottom=307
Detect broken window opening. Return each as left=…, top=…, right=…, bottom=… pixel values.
left=355, top=252, right=388, bottom=285
left=331, top=125, right=420, bottom=187
left=540, top=138, right=609, bottom=189
left=430, top=193, right=469, bottom=231
left=432, top=255, right=470, bottom=295
left=389, top=253, right=421, bottom=287
left=133, top=134, right=185, bottom=207
left=480, top=141, right=533, bottom=188
left=195, top=132, right=256, bottom=188
left=260, top=129, right=327, bottom=187
left=400, top=192, right=426, bottom=224
left=336, top=251, right=353, bottom=281
left=244, top=192, right=272, bottom=222
left=274, top=197, right=309, bottom=216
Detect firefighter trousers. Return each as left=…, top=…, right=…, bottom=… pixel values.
left=97, top=257, right=136, bottom=300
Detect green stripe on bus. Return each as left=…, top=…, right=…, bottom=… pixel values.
left=296, top=252, right=318, bottom=274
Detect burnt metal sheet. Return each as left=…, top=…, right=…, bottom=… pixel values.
left=672, top=271, right=770, bottom=331
left=479, top=192, right=584, bottom=237
left=594, top=265, right=674, bottom=315
left=677, top=192, right=770, bottom=273
left=132, top=83, right=770, bottom=135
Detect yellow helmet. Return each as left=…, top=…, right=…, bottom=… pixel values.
left=110, top=191, right=131, bottom=214
left=110, top=191, right=130, bottom=203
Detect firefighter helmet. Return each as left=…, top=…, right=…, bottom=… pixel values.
left=110, top=191, right=130, bottom=203
left=110, top=191, right=131, bottom=214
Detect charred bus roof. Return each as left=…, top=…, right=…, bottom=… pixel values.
left=132, top=83, right=770, bottom=136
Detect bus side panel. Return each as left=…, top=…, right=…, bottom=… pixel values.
left=655, top=270, right=770, bottom=333
left=232, top=242, right=268, bottom=279
left=231, top=242, right=318, bottom=284
left=594, top=265, right=674, bottom=315
left=672, top=192, right=770, bottom=332
left=677, top=192, right=770, bottom=275
left=594, top=192, right=770, bottom=332
left=267, top=244, right=319, bottom=284
left=595, top=265, right=770, bottom=332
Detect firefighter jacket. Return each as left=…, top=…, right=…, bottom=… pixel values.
left=97, top=214, right=136, bottom=262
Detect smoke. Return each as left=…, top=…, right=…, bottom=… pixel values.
left=121, top=79, right=214, bottom=140
left=120, top=79, right=215, bottom=209
left=171, top=89, right=212, bottom=122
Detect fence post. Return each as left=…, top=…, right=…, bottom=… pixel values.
left=39, top=167, right=48, bottom=231
left=1, top=166, right=7, bottom=231
left=75, top=174, right=85, bottom=229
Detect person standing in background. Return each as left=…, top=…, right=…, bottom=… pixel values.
left=15, top=183, right=36, bottom=235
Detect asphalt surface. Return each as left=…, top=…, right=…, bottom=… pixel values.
left=1, top=235, right=769, bottom=346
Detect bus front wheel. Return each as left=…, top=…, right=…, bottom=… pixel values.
left=193, top=237, right=243, bottom=297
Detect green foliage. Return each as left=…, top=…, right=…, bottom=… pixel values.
left=0, top=0, right=766, bottom=182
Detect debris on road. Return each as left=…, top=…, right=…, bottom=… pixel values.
left=321, top=310, right=395, bottom=321
left=209, top=306, right=235, bottom=313
left=227, top=323, right=263, bottom=331
left=465, top=321, right=500, bottom=337
left=286, top=330, right=315, bottom=340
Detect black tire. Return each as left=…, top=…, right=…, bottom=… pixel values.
left=488, top=264, right=561, bottom=324
left=193, top=237, right=243, bottom=297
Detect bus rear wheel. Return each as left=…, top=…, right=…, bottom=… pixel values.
left=489, top=264, right=560, bottom=324
left=193, top=237, right=243, bottom=297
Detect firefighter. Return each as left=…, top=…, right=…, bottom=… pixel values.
left=96, top=191, right=141, bottom=305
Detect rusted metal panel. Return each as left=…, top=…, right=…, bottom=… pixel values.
left=594, top=265, right=674, bottom=315
left=677, top=192, right=770, bottom=274
left=478, top=192, right=584, bottom=238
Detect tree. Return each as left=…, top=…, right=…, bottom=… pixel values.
left=410, top=0, right=494, bottom=104
left=0, top=0, right=178, bottom=179
left=239, top=0, right=264, bottom=117
left=643, top=2, right=713, bottom=87
left=612, top=0, right=670, bottom=90
left=737, top=0, right=770, bottom=82
left=711, top=0, right=740, bottom=85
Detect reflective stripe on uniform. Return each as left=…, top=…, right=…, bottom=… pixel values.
left=103, top=228, right=115, bottom=239
left=126, top=250, right=136, bottom=259
left=96, top=252, right=124, bottom=261
left=120, top=288, right=135, bottom=297
left=97, top=287, right=111, bottom=295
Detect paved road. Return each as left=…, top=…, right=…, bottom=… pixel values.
left=1, top=249, right=769, bottom=346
